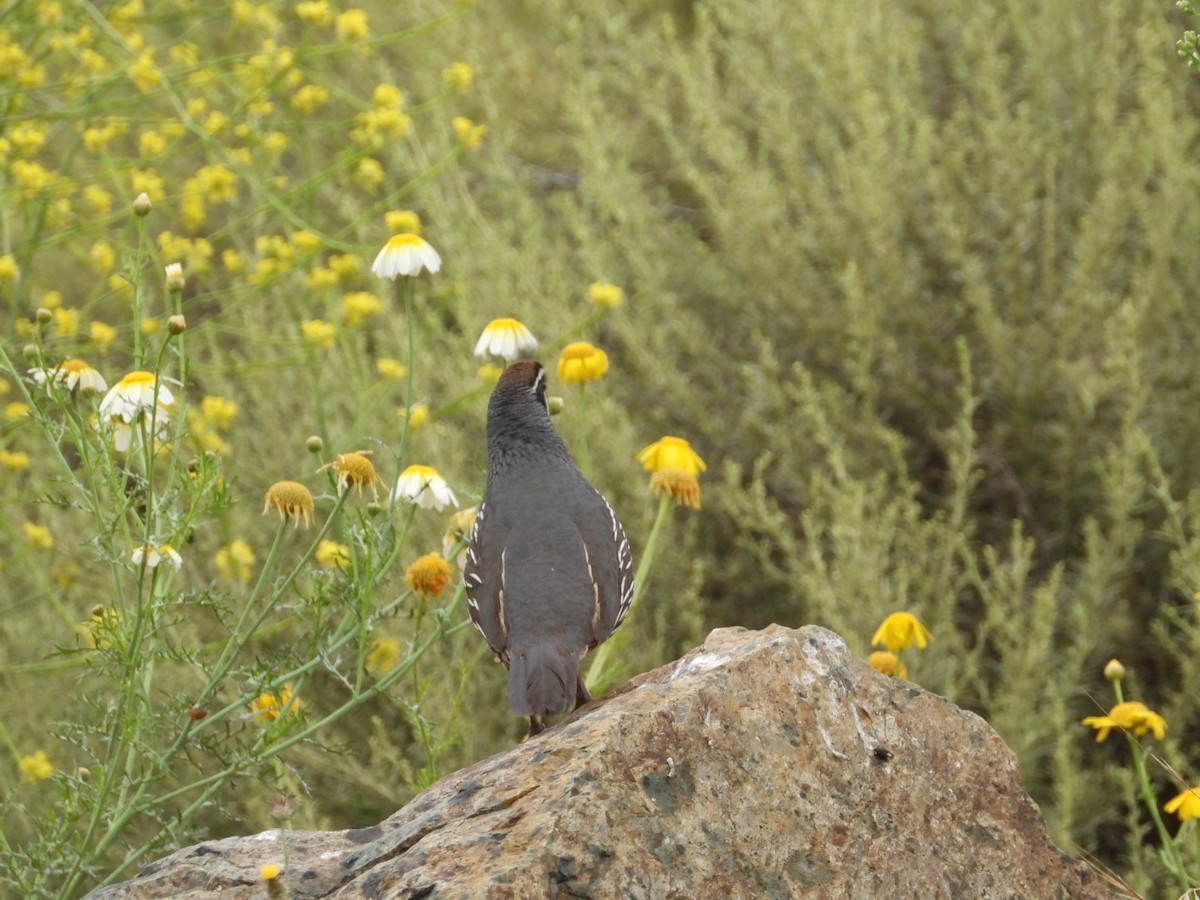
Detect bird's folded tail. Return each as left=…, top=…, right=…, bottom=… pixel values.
left=508, top=643, right=577, bottom=716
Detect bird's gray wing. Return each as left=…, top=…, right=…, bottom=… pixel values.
left=574, top=488, right=634, bottom=648
left=463, top=500, right=511, bottom=662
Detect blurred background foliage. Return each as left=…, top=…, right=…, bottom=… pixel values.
left=3, top=0, right=1200, bottom=893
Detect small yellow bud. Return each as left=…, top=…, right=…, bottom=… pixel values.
left=133, top=192, right=152, bottom=216
left=165, top=262, right=185, bottom=292
left=36, top=307, right=53, bottom=324
left=22, top=343, right=38, bottom=360
left=1104, top=658, right=1126, bottom=682
left=167, top=314, right=187, bottom=335
left=547, top=396, right=564, bottom=416
left=305, top=435, right=324, bottom=454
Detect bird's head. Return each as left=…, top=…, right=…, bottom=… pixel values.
left=486, top=359, right=567, bottom=468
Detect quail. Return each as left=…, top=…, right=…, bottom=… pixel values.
left=465, top=359, right=634, bottom=736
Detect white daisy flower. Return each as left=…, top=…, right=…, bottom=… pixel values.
left=98, top=371, right=175, bottom=452
left=393, top=464, right=459, bottom=510
left=30, top=358, right=108, bottom=395
left=371, top=234, right=442, bottom=280
left=131, top=543, right=183, bottom=570
left=473, top=317, right=538, bottom=362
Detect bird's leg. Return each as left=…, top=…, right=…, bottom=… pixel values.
left=527, top=715, right=545, bottom=738
left=574, top=674, right=593, bottom=710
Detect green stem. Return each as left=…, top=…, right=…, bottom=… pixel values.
left=584, top=494, right=672, bottom=693
left=1127, top=735, right=1189, bottom=885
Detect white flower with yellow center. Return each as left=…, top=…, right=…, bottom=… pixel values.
left=98, top=371, right=175, bottom=452
left=30, top=358, right=108, bottom=394
left=131, top=543, right=183, bottom=570
left=393, top=464, right=458, bottom=510
left=371, top=233, right=441, bottom=280
left=473, top=317, right=538, bottom=362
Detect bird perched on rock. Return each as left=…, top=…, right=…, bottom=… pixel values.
left=465, top=359, right=634, bottom=736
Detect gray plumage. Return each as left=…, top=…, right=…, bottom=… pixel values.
left=464, top=359, right=633, bottom=729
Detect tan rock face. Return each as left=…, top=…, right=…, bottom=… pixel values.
left=93, top=625, right=1110, bottom=899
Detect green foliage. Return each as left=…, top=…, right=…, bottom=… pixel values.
left=4, top=0, right=1200, bottom=894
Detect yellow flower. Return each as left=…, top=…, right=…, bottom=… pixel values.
left=1081, top=701, right=1167, bottom=742
left=90, top=240, right=115, bottom=274
left=24, top=522, right=53, bottom=550
left=214, top=540, right=255, bottom=583
left=442, top=505, right=479, bottom=559
left=328, top=253, right=362, bottom=279
left=587, top=282, right=624, bottom=309
left=222, top=249, right=245, bottom=273
left=83, top=185, right=114, bottom=214
left=201, top=396, right=238, bottom=430
left=127, top=50, right=161, bottom=91
left=870, top=612, right=932, bottom=652
left=474, top=317, right=538, bottom=361
left=393, top=464, right=458, bottom=510
left=315, top=539, right=351, bottom=569
left=319, top=451, right=383, bottom=499
left=557, top=342, right=609, bottom=385
left=373, top=84, right=403, bottom=108
left=342, top=291, right=383, bottom=327
left=140, top=317, right=160, bottom=335
left=380, top=208, right=422, bottom=243
left=80, top=606, right=121, bottom=650
left=263, top=481, right=315, bottom=528
left=261, top=863, right=282, bottom=881
left=0, top=449, right=30, bottom=472
left=355, top=157, right=384, bottom=193
left=477, top=363, right=503, bottom=384
left=19, top=750, right=53, bottom=783
left=636, top=436, right=707, bottom=477
left=372, top=233, right=441, bottom=279
left=90, top=320, right=117, bottom=353
left=54, top=307, right=79, bottom=337
left=404, top=403, right=430, bottom=430
left=405, top=553, right=454, bottom=597
left=649, top=467, right=702, bottom=510
left=301, top=319, right=336, bottom=349
left=305, top=267, right=338, bottom=290
left=131, top=543, right=183, bottom=570
left=250, top=685, right=300, bottom=723
left=867, top=651, right=907, bottom=679
left=1165, top=788, right=1200, bottom=822
left=376, top=358, right=407, bottom=380
left=366, top=637, right=400, bottom=676
left=452, top=116, right=487, bottom=149
left=335, top=8, right=368, bottom=41
left=442, top=62, right=474, bottom=93
left=6, top=401, right=31, bottom=422
left=0, top=255, right=18, bottom=281
left=290, top=83, right=329, bottom=114
left=294, top=0, right=332, bottom=25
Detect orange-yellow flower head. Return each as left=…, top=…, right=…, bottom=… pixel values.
left=405, top=552, right=454, bottom=597
left=319, top=451, right=383, bottom=499
left=867, top=651, right=907, bottom=679
left=649, top=467, right=702, bottom=510
left=1081, top=701, right=1167, bottom=742
left=474, top=317, right=538, bottom=362
left=250, top=685, right=301, bottom=723
left=19, top=750, right=53, bottom=783
left=870, top=612, right=932, bottom=652
left=371, top=233, right=441, bottom=280
left=636, top=436, right=706, bottom=478
left=557, top=342, right=609, bottom=385
left=1165, top=788, right=1200, bottom=822
left=263, top=481, right=315, bottom=528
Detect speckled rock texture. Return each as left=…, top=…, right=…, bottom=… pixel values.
left=92, top=624, right=1112, bottom=899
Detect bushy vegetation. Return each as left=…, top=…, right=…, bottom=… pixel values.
left=3, top=0, right=1200, bottom=894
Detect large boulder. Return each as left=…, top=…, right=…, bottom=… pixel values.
left=93, top=625, right=1111, bottom=899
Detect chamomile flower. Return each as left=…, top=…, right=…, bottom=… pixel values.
left=393, top=464, right=458, bottom=510
left=557, top=342, right=608, bottom=385
left=371, top=233, right=441, bottom=279
left=263, top=481, right=315, bottom=528
left=99, top=371, right=175, bottom=452
left=474, top=317, right=538, bottom=361
left=30, top=358, right=108, bottom=395
left=131, top=543, right=183, bottom=570
left=318, top=450, right=383, bottom=499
